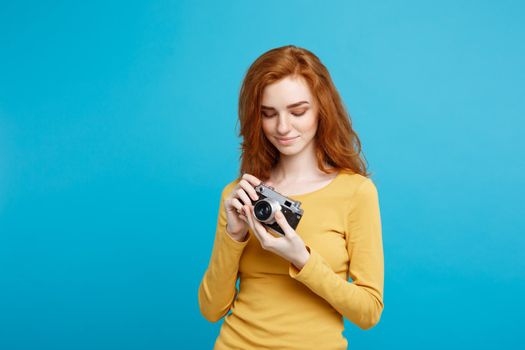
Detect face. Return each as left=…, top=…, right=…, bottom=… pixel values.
left=260, top=75, right=319, bottom=157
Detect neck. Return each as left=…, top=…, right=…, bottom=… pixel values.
left=273, top=142, right=329, bottom=183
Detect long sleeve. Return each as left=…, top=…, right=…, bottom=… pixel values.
left=198, top=183, right=252, bottom=322
left=288, top=178, right=384, bottom=330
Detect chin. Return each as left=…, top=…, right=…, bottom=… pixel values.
left=278, top=149, right=297, bottom=156
left=274, top=144, right=304, bottom=156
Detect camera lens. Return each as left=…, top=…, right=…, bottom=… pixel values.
left=254, top=201, right=272, bottom=221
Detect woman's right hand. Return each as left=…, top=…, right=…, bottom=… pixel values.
left=223, top=173, right=262, bottom=241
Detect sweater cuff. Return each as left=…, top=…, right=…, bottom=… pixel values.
left=289, top=245, right=320, bottom=280
left=219, top=226, right=252, bottom=251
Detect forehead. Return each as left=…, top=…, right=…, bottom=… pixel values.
left=261, top=75, right=313, bottom=107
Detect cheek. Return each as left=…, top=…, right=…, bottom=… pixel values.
left=261, top=119, right=272, bottom=137
left=301, top=115, right=319, bottom=134
left=261, top=119, right=268, bottom=130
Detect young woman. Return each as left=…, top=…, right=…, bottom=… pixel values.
left=198, top=45, right=384, bottom=350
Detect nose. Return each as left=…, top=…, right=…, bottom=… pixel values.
left=276, top=114, right=292, bottom=135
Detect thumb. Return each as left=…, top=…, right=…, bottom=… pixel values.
left=274, top=210, right=295, bottom=236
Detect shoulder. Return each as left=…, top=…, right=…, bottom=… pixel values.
left=336, top=170, right=378, bottom=198
left=220, top=177, right=241, bottom=199
left=335, top=172, right=380, bottom=219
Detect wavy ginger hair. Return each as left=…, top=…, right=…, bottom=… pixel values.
left=237, top=45, right=370, bottom=182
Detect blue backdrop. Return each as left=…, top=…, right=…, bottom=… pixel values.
left=1, top=1, right=523, bottom=349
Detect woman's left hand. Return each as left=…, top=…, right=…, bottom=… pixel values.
left=241, top=204, right=311, bottom=270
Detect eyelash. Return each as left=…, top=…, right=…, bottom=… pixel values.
left=262, top=111, right=306, bottom=118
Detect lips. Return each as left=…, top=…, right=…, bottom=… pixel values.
left=276, top=136, right=299, bottom=145
left=277, top=136, right=299, bottom=141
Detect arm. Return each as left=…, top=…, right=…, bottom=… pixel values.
left=288, top=178, right=384, bottom=330
left=198, top=184, right=251, bottom=322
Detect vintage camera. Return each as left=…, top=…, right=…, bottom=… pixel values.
left=250, top=183, right=304, bottom=236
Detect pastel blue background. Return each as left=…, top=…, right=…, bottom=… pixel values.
left=1, top=1, right=523, bottom=349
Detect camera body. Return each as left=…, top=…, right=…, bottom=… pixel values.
left=250, top=183, right=304, bottom=236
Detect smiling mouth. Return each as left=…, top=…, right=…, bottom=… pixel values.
left=276, top=136, right=299, bottom=145
left=277, top=136, right=299, bottom=141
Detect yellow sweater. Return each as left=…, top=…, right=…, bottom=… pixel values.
left=198, top=170, right=384, bottom=349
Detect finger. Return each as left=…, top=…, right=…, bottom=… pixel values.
left=244, top=205, right=256, bottom=231
left=245, top=205, right=262, bottom=237
left=235, top=188, right=252, bottom=207
left=230, top=198, right=244, bottom=211
left=273, top=210, right=295, bottom=236
left=247, top=205, right=276, bottom=247
left=242, top=173, right=263, bottom=187
left=239, top=179, right=259, bottom=201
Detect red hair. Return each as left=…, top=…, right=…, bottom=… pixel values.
left=236, top=45, right=371, bottom=181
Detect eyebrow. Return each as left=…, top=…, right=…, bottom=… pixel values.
left=261, top=101, right=310, bottom=110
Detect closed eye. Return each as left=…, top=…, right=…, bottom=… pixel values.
left=292, top=111, right=306, bottom=117
left=262, top=110, right=307, bottom=118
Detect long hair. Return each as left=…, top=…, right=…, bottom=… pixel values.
left=236, top=45, right=370, bottom=182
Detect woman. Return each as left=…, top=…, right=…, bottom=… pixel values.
left=198, top=45, right=384, bottom=350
